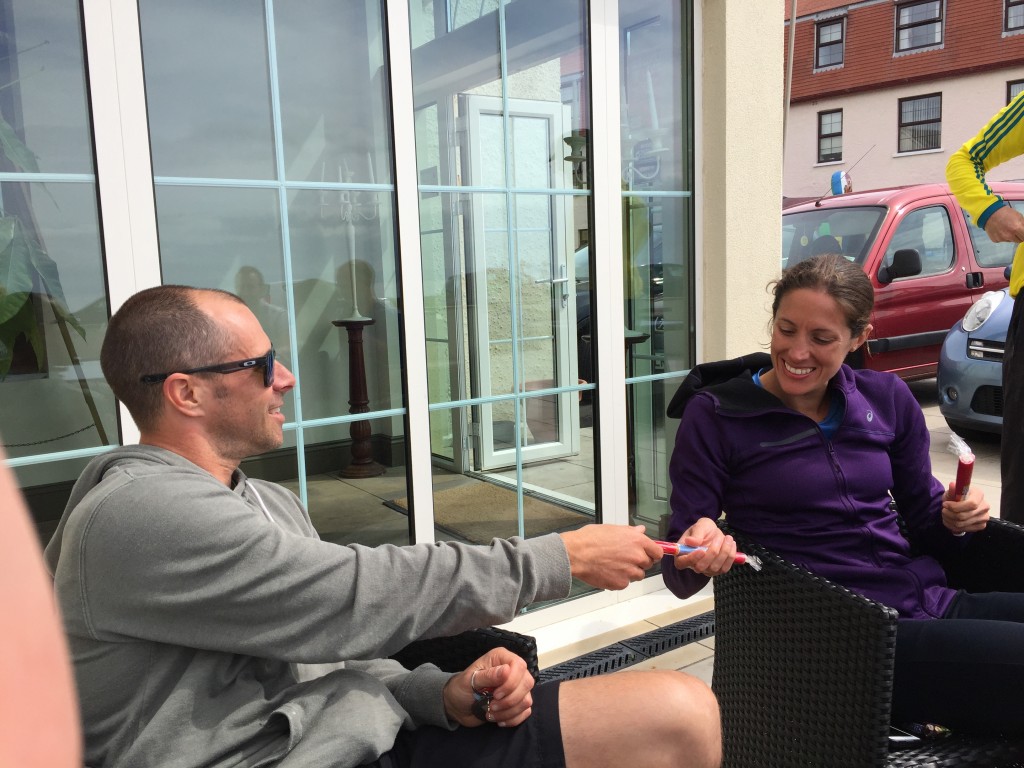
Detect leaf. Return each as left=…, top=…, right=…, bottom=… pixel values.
left=24, top=221, right=85, bottom=339
left=0, top=114, right=39, bottom=173
left=0, top=296, right=43, bottom=380
left=0, top=218, right=33, bottom=325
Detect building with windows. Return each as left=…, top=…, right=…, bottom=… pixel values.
left=784, top=0, right=1024, bottom=198
left=2, top=0, right=782, bottom=648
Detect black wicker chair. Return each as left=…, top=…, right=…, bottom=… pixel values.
left=390, top=626, right=540, bottom=680
left=712, top=518, right=1024, bottom=768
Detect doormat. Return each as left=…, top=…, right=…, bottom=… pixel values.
left=385, top=482, right=592, bottom=544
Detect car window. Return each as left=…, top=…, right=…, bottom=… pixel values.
left=781, top=207, right=885, bottom=268
left=962, top=202, right=1024, bottom=269
left=882, top=205, right=953, bottom=277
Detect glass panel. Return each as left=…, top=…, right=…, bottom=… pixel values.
left=141, top=0, right=406, bottom=543
left=286, top=423, right=411, bottom=547
left=412, top=0, right=591, bottom=478
left=629, top=377, right=677, bottom=543
left=624, top=194, right=692, bottom=522
left=899, top=1, right=939, bottom=25
left=817, top=41, right=843, bottom=67
left=819, top=136, right=842, bottom=162
left=288, top=188, right=402, bottom=421
left=966, top=202, right=1024, bottom=268
left=818, top=21, right=842, bottom=44
left=898, top=21, right=941, bottom=50
left=883, top=206, right=954, bottom=276
left=275, top=1, right=392, bottom=185
left=1011, top=4, right=1024, bottom=30
left=621, top=1, right=691, bottom=192
left=899, top=122, right=940, bottom=152
left=821, top=111, right=842, bottom=134
left=140, top=0, right=276, bottom=179
left=430, top=402, right=594, bottom=538
left=620, top=3, right=694, bottom=526
left=0, top=0, right=111, bottom=539
left=781, top=206, right=886, bottom=268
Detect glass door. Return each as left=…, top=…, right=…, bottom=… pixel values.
left=461, top=95, right=580, bottom=469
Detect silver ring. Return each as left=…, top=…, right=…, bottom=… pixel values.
left=470, top=669, right=482, bottom=693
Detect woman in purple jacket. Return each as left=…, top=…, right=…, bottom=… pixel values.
left=663, top=253, right=1024, bottom=734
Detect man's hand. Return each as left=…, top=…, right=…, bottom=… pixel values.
left=983, top=204, right=1024, bottom=244
left=559, top=524, right=663, bottom=590
left=670, top=517, right=737, bottom=577
left=442, top=647, right=534, bottom=728
left=941, top=483, right=990, bottom=535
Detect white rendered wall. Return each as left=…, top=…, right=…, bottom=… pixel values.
left=784, top=68, right=1024, bottom=198
left=700, top=0, right=784, bottom=362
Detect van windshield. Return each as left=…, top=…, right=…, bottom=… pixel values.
left=781, top=206, right=886, bottom=269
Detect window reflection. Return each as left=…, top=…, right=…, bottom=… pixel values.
left=0, top=0, right=110, bottom=540
left=620, top=2, right=694, bottom=534
left=140, top=0, right=410, bottom=544
left=0, top=1, right=110, bottom=450
left=411, top=0, right=597, bottom=566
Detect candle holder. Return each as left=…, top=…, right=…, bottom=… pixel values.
left=322, top=158, right=380, bottom=321
left=325, top=157, right=385, bottom=477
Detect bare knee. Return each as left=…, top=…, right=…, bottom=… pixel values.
left=659, top=671, right=721, bottom=768
left=559, top=669, right=720, bottom=768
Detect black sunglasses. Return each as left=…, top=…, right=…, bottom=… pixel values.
left=141, top=348, right=276, bottom=388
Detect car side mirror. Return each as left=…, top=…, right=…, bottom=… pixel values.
left=877, top=248, right=922, bottom=285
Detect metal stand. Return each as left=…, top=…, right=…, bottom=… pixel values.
left=333, top=317, right=385, bottom=478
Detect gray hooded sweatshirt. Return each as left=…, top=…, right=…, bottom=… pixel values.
left=43, top=445, right=571, bottom=768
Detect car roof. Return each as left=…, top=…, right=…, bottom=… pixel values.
left=782, top=181, right=1024, bottom=214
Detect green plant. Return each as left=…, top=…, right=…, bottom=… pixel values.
left=0, top=115, right=84, bottom=379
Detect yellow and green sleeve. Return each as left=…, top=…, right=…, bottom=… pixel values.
left=946, top=91, right=1024, bottom=297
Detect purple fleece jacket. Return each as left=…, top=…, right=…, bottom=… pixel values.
left=662, top=357, right=969, bottom=620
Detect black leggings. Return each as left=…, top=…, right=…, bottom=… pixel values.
left=893, top=591, right=1024, bottom=733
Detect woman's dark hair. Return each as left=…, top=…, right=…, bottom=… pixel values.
left=100, top=286, right=243, bottom=431
left=770, top=253, right=874, bottom=337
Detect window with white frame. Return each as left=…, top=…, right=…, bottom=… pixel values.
left=815, top=18, right=844, bottom=68
left=898, top=93, right=941, bottom=152
left=895, top=1, right=942, bottom=53
left=1009, top=79, right=1024, bottom=104
left=1007, top=0, right=1024, bottom=32
left=818, top=110, right=843, bottom=162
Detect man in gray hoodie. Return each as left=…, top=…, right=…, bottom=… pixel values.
left=44, top=285, right=720, bottom=768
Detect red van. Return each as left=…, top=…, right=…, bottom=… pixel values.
left=781, top=182, right=1024, bottom=380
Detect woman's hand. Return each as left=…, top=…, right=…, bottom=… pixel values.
left=941, top=483, right=990, bottom=535
left=670, top=517, right=737, bottom=577
left=442, top=646, right=535, bottom=728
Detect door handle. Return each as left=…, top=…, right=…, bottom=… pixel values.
left=535, top=265, right=570, bottom=307
left=965, top=272, right=983, bottom=289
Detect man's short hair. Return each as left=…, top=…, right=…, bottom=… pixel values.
left=100, top=286, right=244, bottom=430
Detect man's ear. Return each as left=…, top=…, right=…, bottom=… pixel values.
left=162, top=374, right=204, bottom=417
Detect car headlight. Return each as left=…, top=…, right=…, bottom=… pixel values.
left=962, top=290, right=1006, bottom=332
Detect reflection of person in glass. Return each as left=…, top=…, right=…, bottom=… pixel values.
left=235, top=265, right=288, bottom=344
left=45, top=285, right=722, bottom=768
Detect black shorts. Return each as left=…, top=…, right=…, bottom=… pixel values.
left=369, top=680, right=564, bottom=768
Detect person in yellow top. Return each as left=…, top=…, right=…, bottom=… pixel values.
left=947, top=90, right=1024, bottom=524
